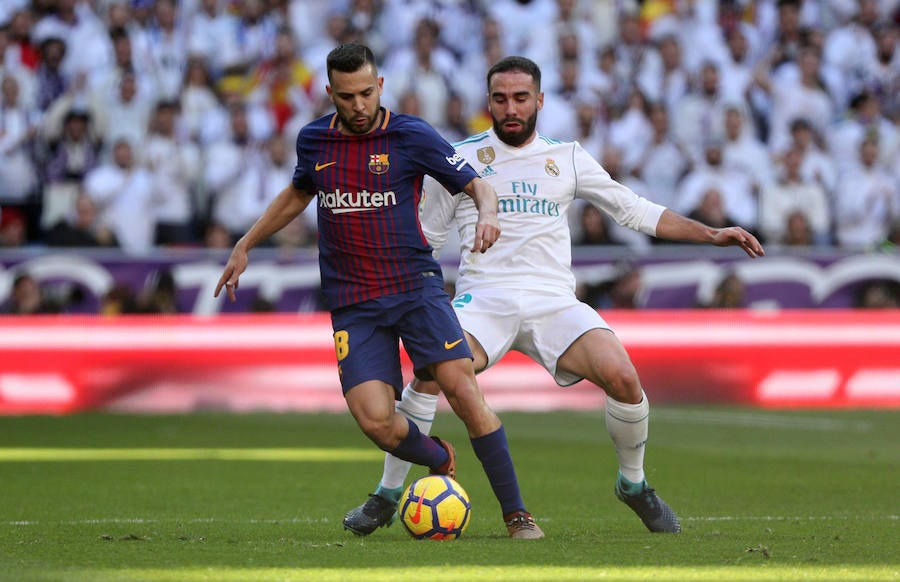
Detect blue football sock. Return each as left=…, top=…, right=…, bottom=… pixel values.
left=616, top=471, right=647, bottom=496
left=470, top=425, right=525, bottom=516
left=388, top=418, right=447, bottom=469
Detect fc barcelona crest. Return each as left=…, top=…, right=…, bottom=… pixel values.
left=368, top=153, right=390, bottom=174
left=477, top=146, right=495, bottom=164
left=545, top=158, right=560, bottom=177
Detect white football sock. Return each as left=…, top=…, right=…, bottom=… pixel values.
left=604, top=390, right=649, bottom=484
left=380, top=383, right=439, bottom=490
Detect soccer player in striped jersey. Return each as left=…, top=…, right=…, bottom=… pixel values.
left=344, top=56, right=765, bottom=536
left=215, top=44, right=542, bottom=539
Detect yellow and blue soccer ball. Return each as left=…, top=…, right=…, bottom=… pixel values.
left=400, top=475, right=471, bottom=540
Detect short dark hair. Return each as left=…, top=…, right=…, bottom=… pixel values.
left=789, top=117, right=813, bottom=132
left=64, top=108, right=91, bottom=123
left=155, top=99, right=179, bottom=113
left=109, top=26, right=129, bottom=42
left=486, top=56, right=541, bottom=91
left=326, top=43, right=377, bottom=84
left=12, top=272, right=34, bottom=289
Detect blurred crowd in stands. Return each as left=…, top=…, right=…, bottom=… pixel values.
left=0, top=0, right=899, bottom=313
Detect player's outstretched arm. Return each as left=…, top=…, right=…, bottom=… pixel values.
left=654, top=209, right=765, bottom=258
left=461, top=177, right=500, bottom=253
left=215, top=184, right=314, bottom=301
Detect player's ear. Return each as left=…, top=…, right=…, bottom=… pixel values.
left=536, top=91, right=544, bottom=111
left=377, top=76, right=384, bottom=95
left=325, top=85, right=333, bottom=102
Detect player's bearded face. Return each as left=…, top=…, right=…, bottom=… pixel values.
left=488, top=71, right=541, bottom=147
left=492, top=106, right=538, bottom=147
left=328, top=66, right=383, bottom=135
left=336, top=95, right=380, bottom=135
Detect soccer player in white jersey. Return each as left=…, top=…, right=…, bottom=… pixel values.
left=343, top=56, right=765, bottom=538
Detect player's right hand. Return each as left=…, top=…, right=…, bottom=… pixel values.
left=472, top=215, right=500, bottom=253
left=713, top=227, right=765, bottom=258
left=214, top=247, right=249, bottom=302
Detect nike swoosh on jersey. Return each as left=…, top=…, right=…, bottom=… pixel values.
left=315, top=161, right=337, bottom=171
left=444, top=339, right=463, bottom=350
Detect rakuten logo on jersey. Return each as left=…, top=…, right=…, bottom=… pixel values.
left=318, top=188, right=397, bottom=214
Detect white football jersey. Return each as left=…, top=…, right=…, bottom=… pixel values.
left=422, top=128, right=666, bottom=295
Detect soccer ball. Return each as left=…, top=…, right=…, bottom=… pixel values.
left=399, top=475, right=471, bottom=540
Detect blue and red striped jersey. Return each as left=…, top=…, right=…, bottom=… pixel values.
left=292, top=108, right=478, bottom=310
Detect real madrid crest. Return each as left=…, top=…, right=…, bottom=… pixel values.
left=477, top=146, right=495, bottom=165
left=545, top=158, right=560, bottom=177
left=368, top=153, right=390, bottom=174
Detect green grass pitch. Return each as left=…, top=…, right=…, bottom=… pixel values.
left=1, top=407, right=897, bottom=581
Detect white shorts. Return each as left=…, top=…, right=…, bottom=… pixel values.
left=451, top=287, right=611, bottom=386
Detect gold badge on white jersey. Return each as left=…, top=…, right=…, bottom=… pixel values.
left=477, top=147, right=495, bottom=164
left=545, top=158, right=560, bottom=177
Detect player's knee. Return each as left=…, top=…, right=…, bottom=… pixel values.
left=598, top=361, right=642, bottom=404
left=357, top=416, right=396, bottom=448
left=433, top=362, right=477, bottom=397
left=440, top=381, right=495, bottom=426
left=440, top=378, right=481, bottom=407
left=413, top=378, right=441, bottom=397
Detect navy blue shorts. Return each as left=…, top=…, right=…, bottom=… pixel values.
left=330, top=283, right=473, bottom=397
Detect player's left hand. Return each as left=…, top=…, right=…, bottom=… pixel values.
left=472, top=215, right=501, bottom=253
left=713, top=227, right=765, bottom=258
left=214, top=246, right=250, bottom=302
